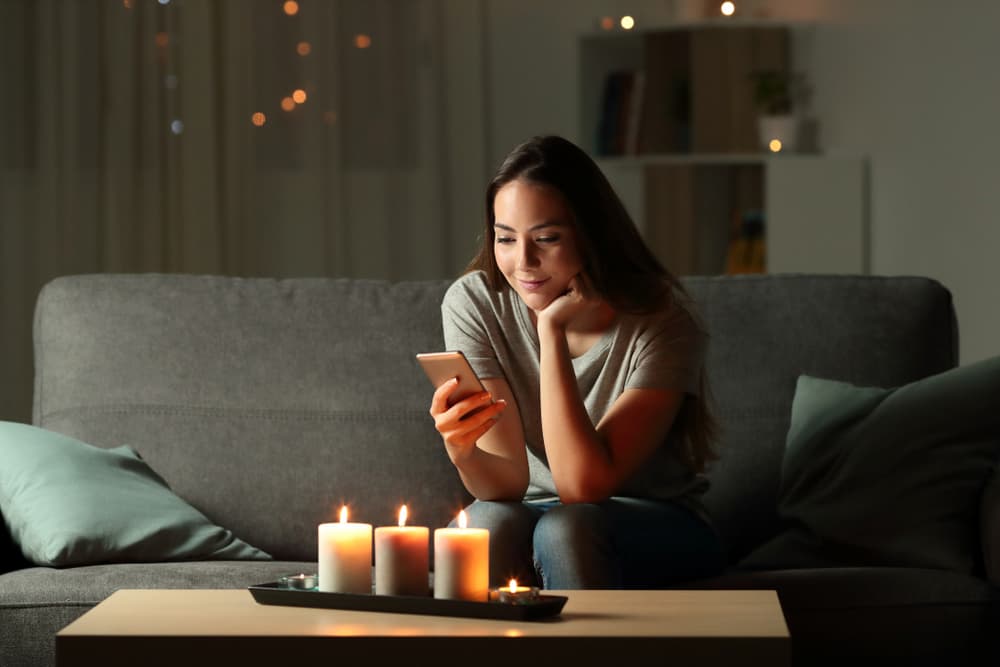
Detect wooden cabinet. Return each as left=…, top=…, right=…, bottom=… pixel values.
left=580, top=22, right=867, bottom=275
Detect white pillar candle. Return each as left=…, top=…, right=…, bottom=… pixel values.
left=374, top=505, right=430, bottom=596
left=318, top=506, right=372, bottom=594
left=433, top=509, right=489, bottom=601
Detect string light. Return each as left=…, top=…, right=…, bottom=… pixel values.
left=721, top=2, right=736, bottom=16
left=251, top=112, right=266, bottom=127
left=599, top=17, right=614, bottom=31
left=620, top=16, right=635, bottom=30
left=354, top=34, right=372, bottom=49
left=155, top=32, right=169, bottom=48
left=281, top=97, right=296, bottom=112
left=292, top=89, right=307, bottom=104
left=297, top=41, right=311, bottom=56
left=283, top=1, right=299, bottom=16
left=769, top=139, right=783, bottom=153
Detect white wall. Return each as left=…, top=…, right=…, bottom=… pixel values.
left=484, top=0, right=1000, bottom=363
left=797, top=0, right=1000, bottom=363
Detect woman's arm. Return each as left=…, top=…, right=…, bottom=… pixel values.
left=537, top=320, right=684, bottom=503
left=430, top=376, right=529, bottom=501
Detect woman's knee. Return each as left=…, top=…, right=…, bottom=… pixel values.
left=533, top=503, right=610, bottom=554
left=462, top=500, right=538, bottom=537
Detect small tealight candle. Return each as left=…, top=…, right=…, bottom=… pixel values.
left=495, top=578, right=539, bottom=604
left=318, top=506, right=373, bottom=594
left=374, top=505, right=430, bottom=596
left=433, top=509, right=489, bottom=601
left=278, top=573, right=318, bottom=590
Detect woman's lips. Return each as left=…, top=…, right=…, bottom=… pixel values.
left=517, top=278, right=549, bottom=291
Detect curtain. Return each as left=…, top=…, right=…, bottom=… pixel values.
left=0, top=0, right=488, bottom=422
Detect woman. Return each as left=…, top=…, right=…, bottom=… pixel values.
left=428, top=135, right=724, bottom=589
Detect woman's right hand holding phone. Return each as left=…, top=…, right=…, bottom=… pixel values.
left=429, top=378, right=507, bottom=464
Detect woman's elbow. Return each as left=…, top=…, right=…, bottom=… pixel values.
left=555, top=477, right=614, bottom=505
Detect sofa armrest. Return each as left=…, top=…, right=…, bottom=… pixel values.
left=982, top=462, right=1000, bottom=586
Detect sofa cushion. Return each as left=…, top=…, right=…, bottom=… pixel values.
left=684, top=275, right=958, bottom=562
left=0, top=421, right=269, bottom=566
left=739, top=355, right=1000, bottom=573
left=32, top=275, right=471, bottom=561
left=0, top=560, right=314, bottom=667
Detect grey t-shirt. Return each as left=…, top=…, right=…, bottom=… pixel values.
left=441, top=270, right=709, bottom=506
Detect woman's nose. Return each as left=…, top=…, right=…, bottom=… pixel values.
left=516, top=243, right=539, bottom=268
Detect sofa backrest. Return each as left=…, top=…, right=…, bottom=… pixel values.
left=32, top=273, right=958, bottom=562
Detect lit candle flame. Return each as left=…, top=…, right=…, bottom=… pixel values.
left=457, top=509, right=468, bottom=529
left=398, top=504, right=408, bottom=527
left=508, top=578, right=518, bottom=594
left=339, top=506, right=348, bottom=523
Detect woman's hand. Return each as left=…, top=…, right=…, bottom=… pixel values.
left=429, top=378, right=507, bottom=464
left=536, top=273, right=597, bottom=332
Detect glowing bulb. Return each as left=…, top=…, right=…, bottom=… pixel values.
left=599, top=16, right=614, bottom=31
left=769, top=139, right=783, bottom=153
left=620, top=15, right=635, bottom=30
left=283, top=1, right=299, bottom=16
left=398, top=505, right=408, bottom=527
left=339, top=506, right=348, bottom=523
left=297, top=41, right=311, bottom=56
left=508, top=578, right=518, bottom=594
left=721, top=2, right=736, bottom=16
left=457, top=509, right=468, bottom=529
left=354, top=34, right=372, bottom=49
left=281, top=96, right=296, bottom=112
left=292, top=89, right=307, bottom=104
left=251, top=112, right=266, bottom=127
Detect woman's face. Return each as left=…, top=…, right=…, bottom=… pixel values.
left=492, top=179, right=584, bottom=312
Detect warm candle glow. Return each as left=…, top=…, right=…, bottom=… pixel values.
left=398, top=504, right=408, bottom=527
left=508, top=578, right=518, bottom=594
left=457, top=509, right=468, bottom=529
left=339, top=506, right=348, bottom=523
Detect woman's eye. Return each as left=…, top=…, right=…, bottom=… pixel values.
left=496, top=236, right=515, bottom=244
left=536, top=236, right=559, bottom=244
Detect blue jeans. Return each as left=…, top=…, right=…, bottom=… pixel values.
left=459, top=498, right=725, bottom=589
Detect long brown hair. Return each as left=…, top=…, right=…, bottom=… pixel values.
left=467, top=135, right=718, bottom=472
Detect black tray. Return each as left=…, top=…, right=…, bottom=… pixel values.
left=248, top=582, right=567, bottom=621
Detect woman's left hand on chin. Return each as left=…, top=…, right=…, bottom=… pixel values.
left=537, top=273, right=593, bottom=330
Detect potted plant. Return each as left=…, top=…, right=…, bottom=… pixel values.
left=750, top=70, right=803, bottom=153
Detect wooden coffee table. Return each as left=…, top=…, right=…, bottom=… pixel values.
left=56, top=589, right=789, bottom=666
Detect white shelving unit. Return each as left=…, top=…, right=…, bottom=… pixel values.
left=581, top=22, right=868, bottom=276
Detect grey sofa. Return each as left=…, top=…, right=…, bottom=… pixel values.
left=1, top=273, right=997, bottom=666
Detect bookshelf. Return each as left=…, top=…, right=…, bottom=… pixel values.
left=580, top=22, right=868, bottom=276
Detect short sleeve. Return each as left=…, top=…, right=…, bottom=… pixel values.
left=441, top=273, right=505, bottom=379
left=625, top=303, right=707, bottom=395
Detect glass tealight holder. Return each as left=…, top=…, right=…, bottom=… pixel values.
left=279, top=573, right=319, bottom=590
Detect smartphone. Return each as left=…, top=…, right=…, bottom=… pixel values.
left=416, top=351, right=490, bottom=407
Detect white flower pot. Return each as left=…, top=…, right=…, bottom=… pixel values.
left=757, top=114, right=799, bottom=153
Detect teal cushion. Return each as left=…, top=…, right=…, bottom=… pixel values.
left=0, top=422, right=270, bottom=566
left=740, top=355, right=1000, bottom=573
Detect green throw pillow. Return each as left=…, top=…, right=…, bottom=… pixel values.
left=740, top=355, right=1000, bottom=573
left=0, top=421, right=270, bottom=566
